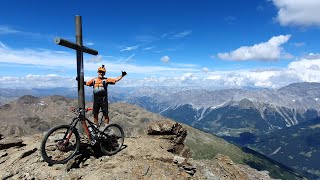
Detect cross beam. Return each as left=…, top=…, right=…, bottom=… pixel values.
left=55, top=15, right=98, bottom=133
left=55, top=38, right=98, bottom=55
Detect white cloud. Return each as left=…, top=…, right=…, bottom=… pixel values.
left=203, top=58, right=320, bottom=88
left=0, top=42, right=197, bottom=78
left=224, top=16, right=237, bottom=24
left=0, top=41, right=8, bottom=49
left=293, top=42, right=305, bottom=47
left=1, top=41, right=320, bottom=89
left=172, top=30, right=192, bottom=39
left=287, top=58, right=320, bottom=82
left=86, top=42, right=94, bottom=46
left=217, top=35, right=291, bottom=61
left=202, top=67, right=209, bottom=73
left=303, top=53, right=320, bottom=60
left=120, top=45, right=139, bottom=52
left=0, top=75, right=76, bottom=88
left=0, top=42, right=75, bottom=67
left=135, top=35, right=158, bottom=43
left=1, top=58, right=320, bottom=89
left=122, top=54, right=135, bottom=63
left=87, top=55, right=103, bottom=63
left=143, top=46, right=154, bottom=50
left=272, top=0, right=320, bottom=26
left=0, top=25, right=20, bottom=34
left=178, top=73, right=197, bottom=81
left=161, top=56, right=170, bottom=63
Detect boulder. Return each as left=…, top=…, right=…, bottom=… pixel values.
left=147, top=120, right=190, bottom=158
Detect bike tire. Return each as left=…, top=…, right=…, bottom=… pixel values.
left=40, top=124, right=80, bottom=165
left=100, top=124, right=124, bottom=155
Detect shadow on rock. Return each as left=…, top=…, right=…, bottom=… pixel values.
left=65, top=143, right=127, bottom=171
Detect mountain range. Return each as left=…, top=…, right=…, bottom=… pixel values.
left=1, top=82, right=320, bottom=179
left=249, top=117, right=320, bottom=179
left=0, top=95, right=303, bottom=179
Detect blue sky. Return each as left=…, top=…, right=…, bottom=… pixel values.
left=1, top=0, right=320, bottom=89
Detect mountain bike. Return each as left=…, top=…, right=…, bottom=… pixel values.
left=40, top=107, right=124, bottom=165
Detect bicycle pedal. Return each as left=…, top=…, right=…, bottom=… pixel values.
left=91, top=139, right=97, bottom=145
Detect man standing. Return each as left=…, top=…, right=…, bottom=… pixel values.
left=85, top=65, right=126, bottom=125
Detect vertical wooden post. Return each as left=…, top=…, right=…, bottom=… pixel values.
left=55, top=15, right=98, bottom=134
left=75, top=16, right=85, bottom=133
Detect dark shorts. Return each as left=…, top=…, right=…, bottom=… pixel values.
left=93, top=96, right=108, bottom=115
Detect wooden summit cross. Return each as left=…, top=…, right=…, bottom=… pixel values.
left=55, top=15, right=98, bottom=132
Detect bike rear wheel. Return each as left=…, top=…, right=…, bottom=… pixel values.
left=40, top=124, right=80, bottom=165
left=100, top=124, right=124, bottom=155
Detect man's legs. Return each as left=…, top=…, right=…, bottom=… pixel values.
left=93, top=95, right=101, bottom=125
left=104, top=113, right=109, bottom=125
left=102, top=96, right=109, bottom=125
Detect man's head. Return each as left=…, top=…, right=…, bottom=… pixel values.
left=97, top=65, right=106, bottom=78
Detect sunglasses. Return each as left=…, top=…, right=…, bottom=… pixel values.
left=98, top=71, right=105, bottom=74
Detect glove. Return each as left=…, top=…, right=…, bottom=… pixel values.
left=121, top=71, right=127, bottom=77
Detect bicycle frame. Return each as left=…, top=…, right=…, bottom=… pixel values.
left=66, top=108, right=108, bottom=145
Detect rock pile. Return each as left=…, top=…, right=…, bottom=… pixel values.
left=147, top=120, right=191, bottom=158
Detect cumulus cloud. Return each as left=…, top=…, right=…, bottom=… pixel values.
left=203, top=58, right=320, bottom=88
left=1, top=41, right=320, bottom=89
left=217, top=35, right=291, bottom=61
left=272, top=0, right=320, bottom=26
left=178, top=73, right=197, bottom=81
left=1, top=57, right=320, bottom=89
left=0, top=42, right=75, bottom=67
left=303, top=53, right=320, bottom=60
left=124, top=57, right=320, bottom=88
left=0, top=74, right=76, bottom=89
left=202, top=67, right=209, bottom=73
left=287, top=58, right=320, bottom=82
left=161, top=56, right=170, bottom=63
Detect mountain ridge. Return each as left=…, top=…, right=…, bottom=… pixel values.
left=0, top=95, right=303, bottom=179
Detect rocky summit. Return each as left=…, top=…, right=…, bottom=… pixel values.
left=0, top=120, right=274, bottom=180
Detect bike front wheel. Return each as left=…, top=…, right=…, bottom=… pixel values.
left=40, top=124, right=80, bottom=165
left=100, top=124, right=124, bottom=155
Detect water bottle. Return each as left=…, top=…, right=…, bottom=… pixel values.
left=88, top=126, right=94, bottom=134
left=88, top=125, right=96, bottom=145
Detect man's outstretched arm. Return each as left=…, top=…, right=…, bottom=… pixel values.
left=107, top=71, right=127, bottom=84
left=115, top=71, right=127, bottom=82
